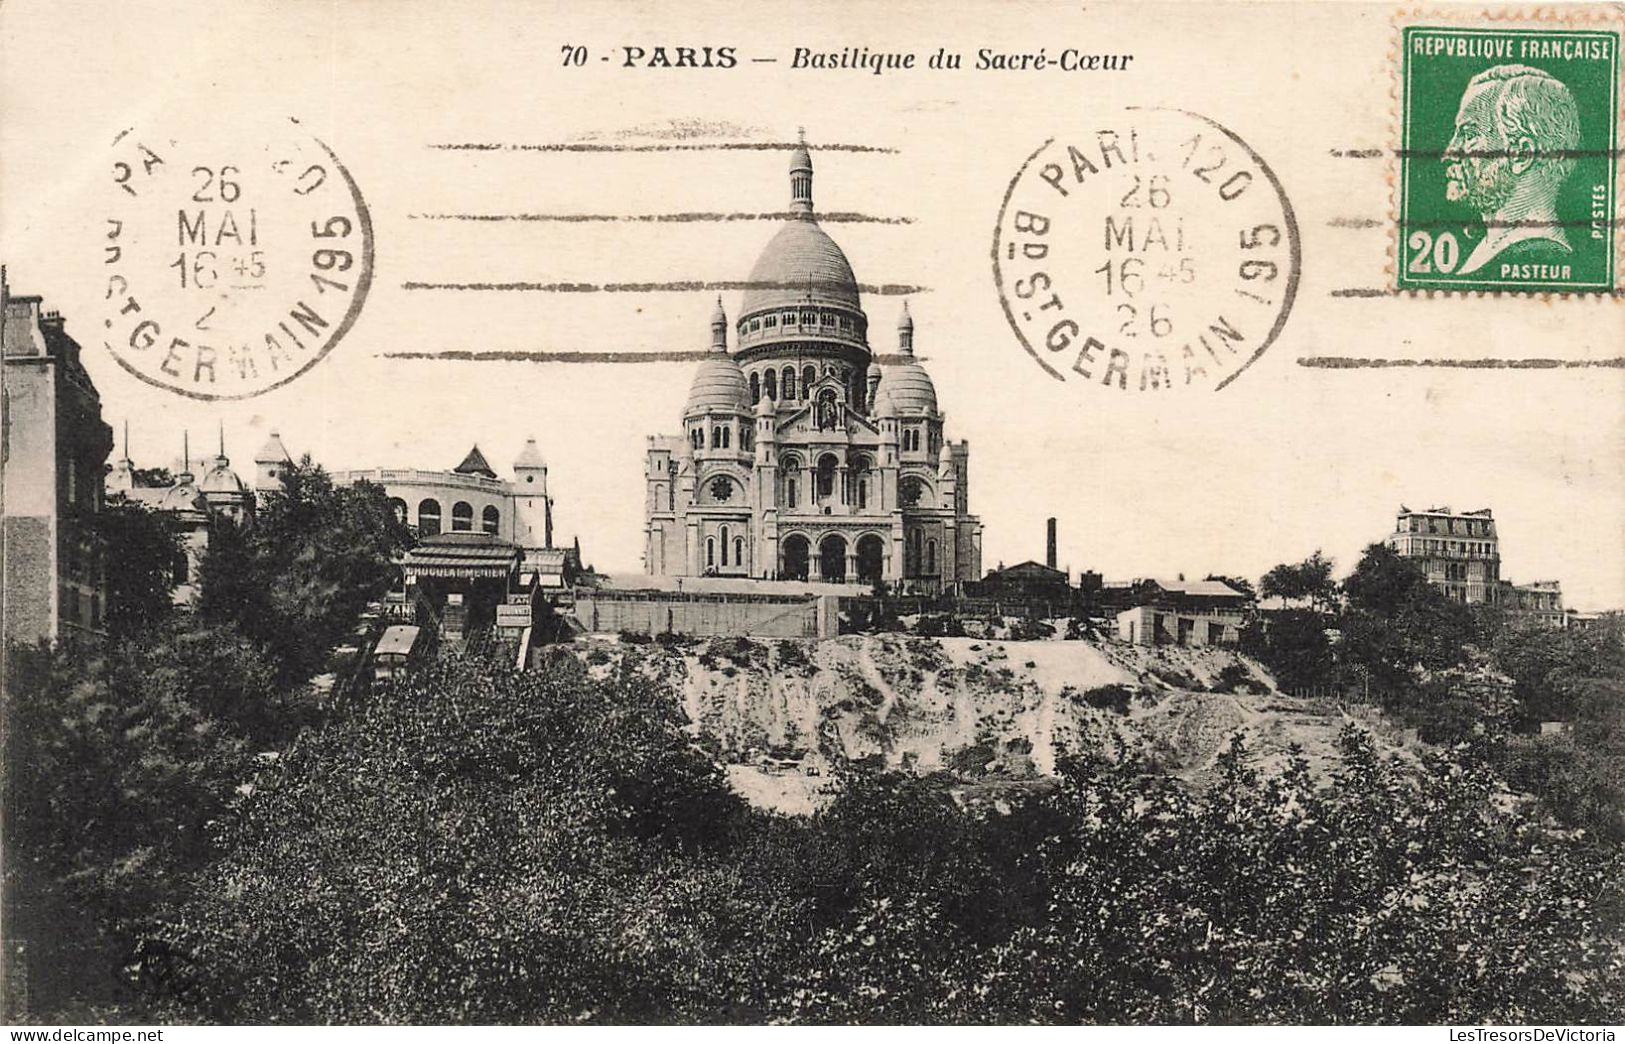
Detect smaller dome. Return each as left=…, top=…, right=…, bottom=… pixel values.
left=201, top=459, right=248, bottom=494
left=754, top=394, right=775, bottom=417
left=873, top=383, right=898, bottom=420
left=877, top=359, right=938, bottom=416
left=159, top=478, right=207, bottom=513
left=685, top=353, right=749, bottom=415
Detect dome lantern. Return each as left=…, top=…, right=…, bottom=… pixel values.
left=710, top=296, right=728, bottom=350
left=789, top=132, right=813, bottom=216
left=897, top=300, right=915, bottom=354
left=201, top=424, right=248, bottom=497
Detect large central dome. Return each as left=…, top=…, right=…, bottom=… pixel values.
left=739, top=220, right=860, bottom=315
left=734, top=144, right=870, bottom=359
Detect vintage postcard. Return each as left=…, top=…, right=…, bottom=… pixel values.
left=2, top=0, right=1623, bottom=1030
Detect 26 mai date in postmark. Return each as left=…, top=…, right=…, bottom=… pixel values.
left=993, top=108, right=1300, bottom=392
left=101, top=118, right=374, bottom=400
left=1398, top=26, right=1618, bottom=293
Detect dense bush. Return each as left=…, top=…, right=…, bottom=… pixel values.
left=1211, top=662, right=1264, bottom=695
left=915, top=614, right=966, bottom=638
left=198, top=458, right=413, bottom=686
left=115, top=654, right=1625, bottom=1024
left=1079, top=683, right=1134, bottom=715
left=2, top=623, right=289, bottom=1019
left=1003, top=617, right=1055, bottom=642
left=11, top=529, right=1625, bottom=1024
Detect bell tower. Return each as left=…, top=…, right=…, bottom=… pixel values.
left=512, top=437, right=552, bottom=550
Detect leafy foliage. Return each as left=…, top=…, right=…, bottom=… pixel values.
left=1241, top=608, right=1336, bottom=693
left=2, top=621, right=287, bottom=1018
left=1341, top=543, right=1475, bottom=689
left=122, top=653, right=1624, bottom=1025
left=198, top=458, right=413, bottom=685
left=92, top=499, right=181, bottom=638
left=1259, top=551, right=1337, bottom=611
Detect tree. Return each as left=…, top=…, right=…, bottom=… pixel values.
left=2, top=622, right=281, bottom=1019
left=1259, top=551, right=1337, bottom=612
left=1492, top=615, right=1625, bottom=723
left=1240, top=608, right=1336, bottom=693
left=139, top=655, right=762, bottom=1023
left=93, top=499, right=181, bottom=638
left=198, top=458, right=413, bottom=686
left=1340, top=543, right=1475, bottom=691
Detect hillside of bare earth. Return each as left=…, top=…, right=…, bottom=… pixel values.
left=558, top=633, right=1420, bottom=814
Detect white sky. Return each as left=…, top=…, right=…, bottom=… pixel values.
left=4, top=0, right=1622, bottom=609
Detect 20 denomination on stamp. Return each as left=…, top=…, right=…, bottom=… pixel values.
left=993, top=108, right=1300, bottom=393
left=101, top=118, right=374, bottom=399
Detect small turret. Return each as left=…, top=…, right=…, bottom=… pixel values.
left=513, top=437, right=548, bottom=493
left=200, top=422, right=251, bottom=522
left=255, top=430, right=292, bottom=492
left=513, top=437, right=552, bottom=550
left=710, top=296, right=728, bottom=349
left=882, top=301, right=938, bottom=416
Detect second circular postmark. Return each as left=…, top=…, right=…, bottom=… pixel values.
left=993, top=108, right=1300, bottom=393
left=100, top=117, right=374, bottom=401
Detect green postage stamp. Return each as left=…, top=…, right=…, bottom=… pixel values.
left=1399, top=25, right=1619, bottom=293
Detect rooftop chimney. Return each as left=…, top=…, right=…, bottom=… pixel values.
left=1046, top=517, right=1057, bottom=570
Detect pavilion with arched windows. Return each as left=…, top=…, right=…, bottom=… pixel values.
left=257, top=436, right=585, bottom=641
left=642, top=144, right=982, bottom=593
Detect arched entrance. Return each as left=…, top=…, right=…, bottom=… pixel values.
left=815, top=453, right=838, bottom=504
left=856, top=534, right=885, bottom=585
left=819, top=534, right=847, bottom=582
left=781, top=534, right=810, bottom=581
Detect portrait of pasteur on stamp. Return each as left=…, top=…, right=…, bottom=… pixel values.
left=1398, top=25, right=1617, bottom=292
left=2, top=0, right=1624, bottom=1033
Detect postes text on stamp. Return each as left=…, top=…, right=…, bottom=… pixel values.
left=993, top=108, right=1300, bottom=393
left=1399, top=26, right=1618, bottom=293
left=101, top=118, right=374, bottom=399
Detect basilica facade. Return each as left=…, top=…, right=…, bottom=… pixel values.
left=643, top=145, right=981, bottom=592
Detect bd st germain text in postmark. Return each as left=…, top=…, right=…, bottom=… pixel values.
left=100, top=117, right=374, bottom=400
left=993, top=108, right=1301, bottom=393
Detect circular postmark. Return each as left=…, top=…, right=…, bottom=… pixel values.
left=99, top=118, right=373, bottom=400
left=993, top=108, right=1300, bottom=392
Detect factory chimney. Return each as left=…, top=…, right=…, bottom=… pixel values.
left=1046, top=517, right=1057, bottom=570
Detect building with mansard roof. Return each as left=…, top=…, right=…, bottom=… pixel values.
left=643, top=145, right=982, bottom=592
left=1384, top=505, right=1566, bottom=626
